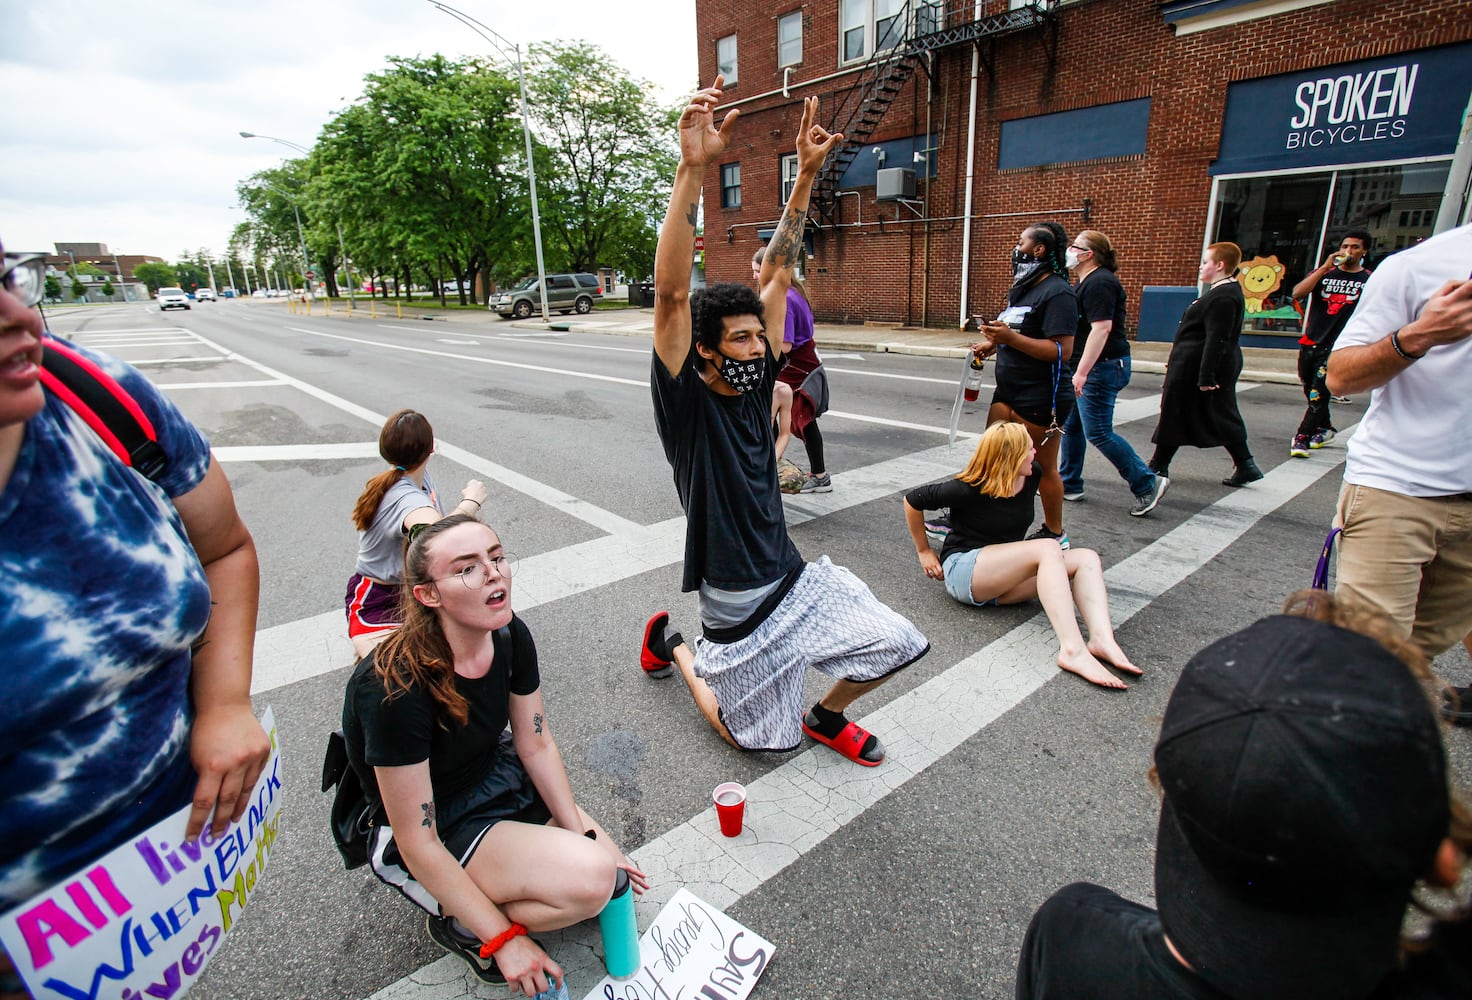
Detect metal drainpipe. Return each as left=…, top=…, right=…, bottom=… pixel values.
left=958, top=0, right=983, bottom=323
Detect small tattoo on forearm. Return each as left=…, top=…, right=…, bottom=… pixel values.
left=533, top=713, right=544, bottom=734
left=421, top=802, right=435, bottom=829
left=685, top=202, right=698, bottom=229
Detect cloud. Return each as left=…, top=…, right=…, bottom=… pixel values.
left=0, top=0, right=697, bottom=258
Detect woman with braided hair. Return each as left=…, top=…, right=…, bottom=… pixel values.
left=970, top=222, right=1079, bottom=547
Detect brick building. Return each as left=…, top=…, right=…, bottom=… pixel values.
left=694, top=0, right=1472, bottom=339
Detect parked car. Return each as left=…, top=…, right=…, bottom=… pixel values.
left=156, top=287, right=191, bottom=311
left=195, top=288, right=216, bottom=302
left=491, top=272, right=602, bottom=319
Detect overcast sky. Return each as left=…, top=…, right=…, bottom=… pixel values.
left=0, top=0, right=699, bottom=261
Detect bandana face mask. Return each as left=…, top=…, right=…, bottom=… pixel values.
left=1011, top=247, right=1046, bottom=287
left=716, top=350, right=765, bottom=393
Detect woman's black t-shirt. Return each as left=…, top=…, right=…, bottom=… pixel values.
left=342, top=614, right=541, bottom=813
left=995, top=274, right=1078, bottom=393
left=906, top=463, right=1042, bottom=564
left=1072, top=268, right=1130, bottom=365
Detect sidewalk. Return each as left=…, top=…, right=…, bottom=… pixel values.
left=380, top=302, right=1301, bottom=385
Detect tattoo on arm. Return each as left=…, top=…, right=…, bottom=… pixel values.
left=533, top=712, right=544, bottom=735
left=769, top=208, right=808, bottom=267
left=420, top=802, right=435, bottom=829
left=685, top=202, right=698, bottom=230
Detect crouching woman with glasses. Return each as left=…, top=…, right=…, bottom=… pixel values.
left=341, top=513, right=647, bottom=997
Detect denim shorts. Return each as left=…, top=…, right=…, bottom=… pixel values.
left=942, top=549, right=998, bottom=607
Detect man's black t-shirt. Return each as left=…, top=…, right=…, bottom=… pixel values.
left=905, top=464, right=1041, bottom=564
left=1071, top=268, right=1129, bottom=365
left=1015, top=883, right=1232, bottom=1000
left=651, top=341, right=803, bottom=592
left=342, top=616, right=540, bottom=813
left=1301, top=267, right=1370, bottom=348
left=995, top=274, right=1078, bottom=393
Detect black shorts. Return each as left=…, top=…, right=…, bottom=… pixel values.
left=992, top=384, right=1075, bottom=429
left=368, top=730, right=552, bottom=914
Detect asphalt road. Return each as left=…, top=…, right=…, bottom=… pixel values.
left=40, top=300, right=1471, bottom=1000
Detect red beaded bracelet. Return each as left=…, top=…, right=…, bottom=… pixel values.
left=479, top=922, right=527, bottom=960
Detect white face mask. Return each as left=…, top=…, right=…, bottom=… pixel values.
left=1065, top=249, right=1081, bottom=270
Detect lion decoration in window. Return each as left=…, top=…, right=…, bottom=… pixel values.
left=1237, top=255, right=1286, bottom=314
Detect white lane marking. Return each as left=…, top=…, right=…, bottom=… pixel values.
left=288, top=327, right=648, bottom=388
left=154, top=379, right=286, bottom=390
left=826, top=409, right=985, bottom=436
left=435, top=338, right=481, bottom=345
left=115, top=357, right=228, bottom=365
left=48, top=327, right=178, bottom=334
left=822, top=353, right=865, bottom=360
left=216, top=443, right=381, bottom=462
left=826, top=366, right=955, bottom=385
left=370, top=434, right=1356, bottom=999
left=368, top=323, right=648, bottom=353
left=181, top=329, right=640, bottom=537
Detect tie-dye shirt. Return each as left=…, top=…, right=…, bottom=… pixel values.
left=0, top=342, right=213, bottom=910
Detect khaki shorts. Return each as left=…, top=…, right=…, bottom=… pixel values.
left=1335, top=481, right=1472, bottom=659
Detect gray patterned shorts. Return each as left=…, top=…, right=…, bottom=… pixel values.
left=694, top=556, right=929, bottom=751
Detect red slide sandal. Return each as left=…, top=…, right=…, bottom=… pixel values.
left=802, top=717, right=883, bottom=766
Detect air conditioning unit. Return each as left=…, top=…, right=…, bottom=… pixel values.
left=876, top=167, right=916, bottom=202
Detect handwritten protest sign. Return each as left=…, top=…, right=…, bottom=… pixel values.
left=581, top=889, right=775, bottom=1000
left=0, top=707, right=283, bottom=1000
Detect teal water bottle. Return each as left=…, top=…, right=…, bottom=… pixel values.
left=597, top=868, right=640, bottom=978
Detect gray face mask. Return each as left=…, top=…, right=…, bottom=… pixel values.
left=716, top=350, right=764, bottom=393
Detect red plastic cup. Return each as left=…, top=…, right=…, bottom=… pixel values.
left=712, top=782, right=747, bottom=837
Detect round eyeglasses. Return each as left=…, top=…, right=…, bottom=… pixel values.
left=431, top=554, right=517, bottom=589
left=2, top=253, right=48, bottom=308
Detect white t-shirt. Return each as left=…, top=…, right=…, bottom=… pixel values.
left=1334, top=223, right=1472, bottom=496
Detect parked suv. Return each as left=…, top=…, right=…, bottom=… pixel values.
left=491, top=272, right=602, bottom=319
left=195, top=287, right=216, bottom=302
left=156, top=287, right=191, bottom=311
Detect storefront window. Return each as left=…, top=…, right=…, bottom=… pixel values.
left=1213, top=160, right=1450, bottom=332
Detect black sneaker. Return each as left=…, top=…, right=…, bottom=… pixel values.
left=924, top=513, right=952, bottom=539
left=1442, top=685, right=1472, bottom=727
left=426, top=915, right=507, bottom=984
left=1026, top=525, right=1071, bottom=550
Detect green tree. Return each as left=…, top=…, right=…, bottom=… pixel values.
left=69, top=272, right=88, bottom=301
left=174, top=255, right=210, bottom=295
left=133, top=261, right=177, bottom=294
left=309, top=54, right=526, bottom=306
left=44, top=275, right=62, bottom=302
left=524, top=42, right=679, bottom=277
left=101, top=280, right=115, bottom=300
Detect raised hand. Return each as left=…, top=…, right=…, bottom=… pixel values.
left=678, top=75, right=739, bottom=168
left=795, top=95, right=843, bottom=175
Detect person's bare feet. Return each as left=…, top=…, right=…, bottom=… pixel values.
left=1088, top=639, right=1142, bottom=676
left=1058, top=647, right=1128, bottom=689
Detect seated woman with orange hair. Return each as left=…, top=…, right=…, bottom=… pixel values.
left=902, top=421, right=1141, bottom=689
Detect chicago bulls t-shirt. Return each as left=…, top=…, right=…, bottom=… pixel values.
left=1300, top=266, right=1370, bottom=348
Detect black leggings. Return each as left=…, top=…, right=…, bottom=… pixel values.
left=802, top=422, right=826, bottom=474
left=1149, top=440, right=1253, bottom=476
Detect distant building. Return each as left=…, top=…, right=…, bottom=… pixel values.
left=695, top=0, right=1472, bottom=338
left=45, top=242, right=164, bottom=304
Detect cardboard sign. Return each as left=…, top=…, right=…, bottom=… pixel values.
left=0, top=708, right=283, bottom=1000
left=582, top=889, right=775, bottom=1000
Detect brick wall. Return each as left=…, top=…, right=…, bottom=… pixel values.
left=692, top=0, right=1472, bottom=330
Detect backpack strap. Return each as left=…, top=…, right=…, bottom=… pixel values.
left=38, top=337, right=169, bottom=483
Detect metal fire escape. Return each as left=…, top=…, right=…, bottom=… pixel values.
left=812, top=0, right=1058, bottom=226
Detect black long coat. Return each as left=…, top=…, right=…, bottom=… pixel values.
left=1152, top=281, right=1249, bottom=449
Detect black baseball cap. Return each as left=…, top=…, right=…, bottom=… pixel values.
left=1154, top=615, right=1449, bottom=1000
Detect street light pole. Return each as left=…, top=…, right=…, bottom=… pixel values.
left=241, top=131, right=355, bottom=304
left=426, top=1, right=551, bottom=322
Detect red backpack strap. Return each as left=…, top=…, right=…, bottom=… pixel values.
left=38, top=337, right=169, bottom=483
